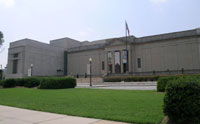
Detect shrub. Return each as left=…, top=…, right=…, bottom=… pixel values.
left=39, top=77, right=76, bottom=89
left=157, top=76, right=178, bottom=92
left=16, top=78, right=27, bottom=86
left=2, top=79, right=16, bottom=88
left=163, top=77, right=200, bottom=124
left=24, top=77, right=40, bottom=88
left=104, top=76, right=158, bottom=82
left=0, top=80, right=3, bottom=86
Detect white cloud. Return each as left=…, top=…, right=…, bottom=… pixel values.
left=150, top=0, right=168, bottom=4
left=0, top=0, right=15, bottom=8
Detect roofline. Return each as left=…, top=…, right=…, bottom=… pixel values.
left=135, top=28, right=200, bottom=43
left=68, top=44, right=105, bottom=53
left=10, top=38, right=50, bottom=45
left=90, top=35, right=135, bottom=42
left=12, top=38, right=40, bottom=43
left=50, top=37, right=80, bottom=42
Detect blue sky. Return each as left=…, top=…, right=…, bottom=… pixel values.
left=0, top=0, right=200, bottom=68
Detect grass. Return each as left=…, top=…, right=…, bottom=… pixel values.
left=0, top=88, right=164, bottom=124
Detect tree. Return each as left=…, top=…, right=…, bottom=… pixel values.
left=0, top=31, right=4, bottom=53
left=0, top=31, right=4, bottom=46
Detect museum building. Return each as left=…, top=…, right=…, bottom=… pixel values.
left=6, top=28, right=200, bottom=78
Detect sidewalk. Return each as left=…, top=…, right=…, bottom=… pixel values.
left=76, top=81, right=157, bottom=90
left=0, top=105, right=128, bottom=124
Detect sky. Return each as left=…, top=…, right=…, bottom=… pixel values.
left=0, top=0, right=200, bottom=68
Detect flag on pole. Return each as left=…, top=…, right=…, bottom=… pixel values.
left=125, top=21, right=130, bottom=36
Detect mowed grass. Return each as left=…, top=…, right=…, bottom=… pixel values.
left=0, top=88, right=164, bottom=124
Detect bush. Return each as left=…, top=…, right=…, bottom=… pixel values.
left=15, top=77, right=40, bottom=88
left=2, top=79, right=16, bottom=88
left=39, top=77, right=76, bottom=89
left=24, top=77, right=40, bottom=88
left=163, top=77, right=200, bottom=124
left=16, top=78, right=27, bottom=86
left=104, top=76, right=158, bottom=82
left=0, top=80, right=3, bottom=86
left=157, top=76, right=178, bottom=92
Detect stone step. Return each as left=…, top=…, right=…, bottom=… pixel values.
left=76, top=77, right=103, bottom=83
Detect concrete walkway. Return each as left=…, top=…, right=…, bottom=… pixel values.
left=76, top=81, right=157, bottom=90
left=0, top=105, right=128, bottom=124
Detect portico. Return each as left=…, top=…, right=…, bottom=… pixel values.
left=104, top=39, right=133, bottom=74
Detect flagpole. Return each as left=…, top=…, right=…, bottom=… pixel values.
left=125, top=21, right=127, bottom=52
left=125, top=21, right=128, bottom=73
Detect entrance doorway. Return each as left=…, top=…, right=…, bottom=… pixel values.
left=122, top=50, right=128, bottom=73
left=114, top=51, right=121, bottom=73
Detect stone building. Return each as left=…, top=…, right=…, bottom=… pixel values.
left=6, top=28, right=200, bottom=78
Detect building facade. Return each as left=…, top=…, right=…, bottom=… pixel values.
left=6, top=28, right=200, bottom=78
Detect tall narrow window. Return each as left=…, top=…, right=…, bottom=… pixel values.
left=122, top=50, right=128, bottom=73
left=137, top=58, right=141, bottom=68
left=102, top=61, right=105, bottom=70
left=12, top=53, right=18, bottom=74
left=12, top=60, right=18, bottom=74
left=107, top=52, right=112, bottom=73
left=114, top=51, right=121, bottom=73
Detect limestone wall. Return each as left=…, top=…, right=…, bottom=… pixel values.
left=133, top=37, right=200, bottom=73
left=68, top=49, right=105, bottom=76
left=6, top=39, right=64, bottom=78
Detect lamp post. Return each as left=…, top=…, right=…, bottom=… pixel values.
left=89, top=58, right=92, bottom=87
left=30, top=64, right=33, bottom=77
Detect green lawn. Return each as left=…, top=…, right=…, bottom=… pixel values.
left=0, top=88, right=164, bottom=124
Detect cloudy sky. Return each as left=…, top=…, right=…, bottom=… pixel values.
left=0, top=0, right=200, bottom=68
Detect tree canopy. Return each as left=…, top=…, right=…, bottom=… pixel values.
left=0, top=31, right=4, bottom=46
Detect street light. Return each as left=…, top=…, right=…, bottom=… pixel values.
left=89, top=58, right=92, bottom=87
left=30, top=64, right=33, bottom=77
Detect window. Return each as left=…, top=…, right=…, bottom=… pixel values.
left=12, top=60, right=18, bottom=74
left=137, top=58, right=141, bottom=68
left=13, top=53, right=18, bottom=58
left=12, top=53, right=19, bottom=74
left=102, top=61, right=105, bottom=70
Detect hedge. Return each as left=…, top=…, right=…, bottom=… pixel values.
left=16, top=78, right=27, bottom=86
left=39, top=77, right=76, bottom=89
left=157, top=75, right=200, bottom=92
left=1, top=77, right=76, bottom=89
left=104, top=76, right=158, bottom=82
left=23, top=77, right=40, bottom=88
left=0, top=80, right=3, bottom=86
left=157, top=76, right=179, bottom=92
left=163, top=76, right=200, bottom=124
left=2, top=79, right=16, bottom=88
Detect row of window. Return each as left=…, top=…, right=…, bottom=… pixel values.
left=107, top=51, right=142, bottom=72
left=12, top=52, right=141, bottom=75
left=107, top=50, right=129, bottom=73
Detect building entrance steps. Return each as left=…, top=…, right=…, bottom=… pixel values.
left=76, top=77, right=103, bottom=84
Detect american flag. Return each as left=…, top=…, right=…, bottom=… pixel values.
left=125, top=21, right=130, bottom=36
